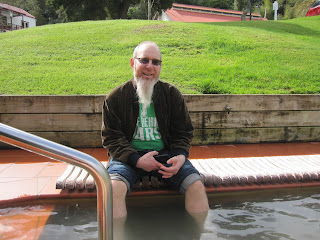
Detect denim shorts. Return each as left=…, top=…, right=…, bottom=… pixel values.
left=107, top=152, right=201, bottom=194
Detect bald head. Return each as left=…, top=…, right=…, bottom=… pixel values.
left=133, top=41, right=162, bottom=60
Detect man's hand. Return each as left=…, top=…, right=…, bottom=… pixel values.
left=158, top=155, right=185, bottom=178
left=136, top=151, right=163, bottom=172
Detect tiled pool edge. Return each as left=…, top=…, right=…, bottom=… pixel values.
left=2, top=181, right=320, bottom=207
left=1, top=143, right=320, bottom=206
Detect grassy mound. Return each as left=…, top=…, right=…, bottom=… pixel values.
left=0, top=16, right=319, bottom=95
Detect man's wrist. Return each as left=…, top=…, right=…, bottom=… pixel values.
left=170, top=148, right=188, bottom=158
left=127, top=152, right=141, bottom=167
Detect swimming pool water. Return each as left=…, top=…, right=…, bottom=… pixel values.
left=205, top=189, right=320, bottom=240
left=1, top=187, right=320, bottom=240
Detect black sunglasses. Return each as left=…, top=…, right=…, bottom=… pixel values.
left=135, top=57, right=162, bottom=66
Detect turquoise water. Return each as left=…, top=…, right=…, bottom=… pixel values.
left=2, top=187, right=320, bottom=240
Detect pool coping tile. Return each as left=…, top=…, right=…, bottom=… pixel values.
left=0, top=143, right=319, bottom=205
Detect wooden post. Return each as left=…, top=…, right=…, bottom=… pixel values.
left=148, top=0, right=151, bottom=20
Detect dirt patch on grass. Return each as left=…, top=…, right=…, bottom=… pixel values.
left=134, top=23, right=169, bottom=33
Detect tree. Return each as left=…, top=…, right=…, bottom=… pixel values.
left=49, top=0, right=109, bottom=21
left=128, top=3, right=148, bottom=19
left=147, top=0, right=173, bottom=19
left=49, top=0, right=171, bottom=20
left=105, top=0, right=140, bottom=19
left=276, top=0, right=314, bottom=19
left=238, top=0, right=264, bottom=21
left=240, top=0, right=254, bottom=20
left=203, top=0, right=234, bottom=9
left=128, top=0, right=173, bottom=20
left=176, top=0, right=234, bottom=9
left=116, top=0, right=173, bottom=20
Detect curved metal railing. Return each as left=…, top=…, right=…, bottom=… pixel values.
left=0, top=123, right=113, bottom=240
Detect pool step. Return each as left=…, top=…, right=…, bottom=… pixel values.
left=56, top=155, right=320, bottom=190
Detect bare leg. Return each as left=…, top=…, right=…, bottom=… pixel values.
left=113, top=216, right=127, bottom=240
left=185, top=180, right=209, bottom=214
left=185, top=180, right=209, bottom=232
left=111, top=180, right=128, bottom=219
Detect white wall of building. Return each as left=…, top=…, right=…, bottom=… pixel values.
left=12, top=15, right=36, bottom=28
left=1, top=7, right=36, bottom=31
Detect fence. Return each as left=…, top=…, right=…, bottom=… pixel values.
left=0, top=95, right=319, bottom=148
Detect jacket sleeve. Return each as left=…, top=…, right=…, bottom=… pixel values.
left=168, top=86, right=194, bottom=158
left=101, top=93, right=140, bottom=165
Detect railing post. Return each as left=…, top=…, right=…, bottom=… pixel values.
left=0, top=123, right=113, bottom=240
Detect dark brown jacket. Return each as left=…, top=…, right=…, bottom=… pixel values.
left=101, top=79, right=193, bottom=166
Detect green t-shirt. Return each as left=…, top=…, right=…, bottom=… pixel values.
left=131, top=103, right=164, bottom=151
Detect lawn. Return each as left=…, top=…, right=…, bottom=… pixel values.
left=0, top=16, right=319, bottom=95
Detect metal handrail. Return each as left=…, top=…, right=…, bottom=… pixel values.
left=0, top=123, right=113, bottom=240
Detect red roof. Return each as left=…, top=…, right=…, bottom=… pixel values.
left=164, top=3, right=265, bottom=22
left=0, top=3, right=36, bottom=19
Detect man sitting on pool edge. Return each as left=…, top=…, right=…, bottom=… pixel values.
left=101, top=41, right=209, bottom=219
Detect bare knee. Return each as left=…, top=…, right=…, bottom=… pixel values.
left=187, top=180, right=206, bottom=194
left=185, top=180, right=209, bottom=213
left=111, top=179, right=128, bottom=197
left=111, top=180, right=128, bottom=219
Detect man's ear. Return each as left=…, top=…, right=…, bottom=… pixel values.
left=130, top=58, right=135, bottom=69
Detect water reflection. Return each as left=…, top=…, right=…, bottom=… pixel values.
left=1, top=188, right=320, bottom=240
left=122, top=196, right=205, bottom=240
left=38, top=201, right=98, bottom=240
left=206, top=188, right=320, bottom=240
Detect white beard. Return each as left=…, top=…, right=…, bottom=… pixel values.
left=135, top=77, right=158, bottom=116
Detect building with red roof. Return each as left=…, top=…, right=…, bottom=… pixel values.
left=157, top=3, right=266, bottom=22
left=0, top=3, right=36, bottom=33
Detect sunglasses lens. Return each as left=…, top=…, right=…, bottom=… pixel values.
left=152, top=60, right=161, bottom=66
left=140, top=58, right=149, bottom=64
left=136, top=58, right=161, bottom=66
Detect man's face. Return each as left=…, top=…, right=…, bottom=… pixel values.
left=130, top=44, right=162, bottom=83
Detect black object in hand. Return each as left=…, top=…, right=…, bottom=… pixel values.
left=154, top=154, right=169, bottom=164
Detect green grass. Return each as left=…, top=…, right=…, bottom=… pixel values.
left=0, top=16, right=319, bottom=95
